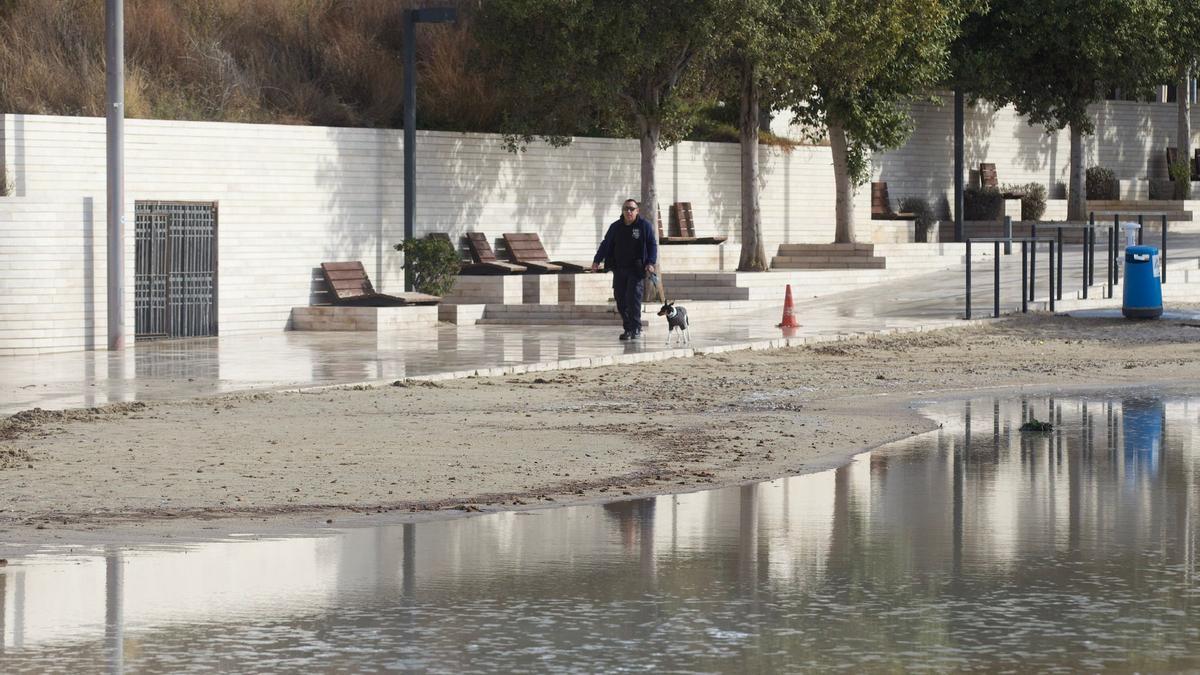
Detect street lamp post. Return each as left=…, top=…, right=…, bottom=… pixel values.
left=403, top=7, right=457, bottom=291
left=106, top=0, right=125, bottom=349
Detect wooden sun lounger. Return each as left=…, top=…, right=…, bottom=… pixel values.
left=320, top=261, right=440, bottom=305
left=429, top=232, right=526, bottom=275
left=980, top=162, right=1026, bottom=198
left=871, top=182, right=915, bottom=220
left=502, top=232, right=592, bottom=273
left=661, top=202, right=727, bottom=244
left=463, top=232, right=530, bottom=274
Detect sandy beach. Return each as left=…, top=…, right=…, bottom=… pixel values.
left=3, top=311, right=1200, bottom=547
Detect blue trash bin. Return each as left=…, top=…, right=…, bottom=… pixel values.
left=1122, top=244, right=1162, bottom=319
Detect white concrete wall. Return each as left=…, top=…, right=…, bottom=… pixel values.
left=0, top=114, right=838, bottom=354
left=869, top=95, right=1200, bottom=213
left=2, top=97, right=1192, bottom=354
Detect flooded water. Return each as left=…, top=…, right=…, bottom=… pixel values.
left=3, top=391, right=1200, bottom=672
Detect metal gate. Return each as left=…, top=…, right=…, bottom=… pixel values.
left=135, top=201, right=218, bottom=340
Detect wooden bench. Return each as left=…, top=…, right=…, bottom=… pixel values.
left=320, top=261, right=439, bottom=306
left=871, top=182, right=915, bottom=220
left=432, top=232, right=527, bottom=275
left=501, top=232, right=591, bottom=273
left=980, top=162, right=1025, bottom=199
left=657, top=202, right=727, bottom=245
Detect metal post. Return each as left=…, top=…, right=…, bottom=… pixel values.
left=1021, top=240, right=1028, bottom=313
left=1086, top=212, right=1094, bottom=297
left=954, top=90, right=965, bottom=242
left=1056, top=226, right=1063, bottom=300
left=965, top=239, right=972, bottom=319
left=1003, top=216, right=1012, bottom=255
left=401, top=8, right=457, bottom=292
left=1107, top=225, right=1114, bottom=299
left=1162, top=214, right=1168, bottom=283
left=402, top=10, right=417, bottom=292
left=993, top=241, right=1001, bottom=318
left=1029, top=223, right=1037, bottom=301
left=1049, top=240, right=1056, bottom=312
left=1112, top=215, right=1120, bottom=285
left=1137, top=214, right=1144, bottom=246
left=105, top=0, right=125, bottom=350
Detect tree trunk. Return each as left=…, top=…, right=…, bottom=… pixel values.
left=737, top=60, right=767, bottom=271
left=1067, top=122, right=1086, bottom=221
left=829, top=118, right=855, bottom=243
left=1179, top=67, right=1192, bottom=181
left=637, top=116, right=660, bottom=233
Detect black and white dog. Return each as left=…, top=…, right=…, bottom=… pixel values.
left=656, top=301, right=690, bottom=346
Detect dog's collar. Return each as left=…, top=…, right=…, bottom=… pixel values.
left=665, top=306, right=676, bottom=318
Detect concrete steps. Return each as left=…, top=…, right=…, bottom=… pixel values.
left=476, top=299, right=768, bottom=326
left=771, top=243, right=886, bottom=270
left=1086, top=200, right=1192, bottom=225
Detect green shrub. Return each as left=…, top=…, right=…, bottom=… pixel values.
left=1169, top=161, right=1192, bottom=199
left=1009, top=182, right=1046, bottom=221
left=898, top=196, right=936, bottom=242
left=1085, top=166, right=1118, bottom=200
left=964, top=185, right=1003, bottom=221
left=393, top=237, right=460, bottom=297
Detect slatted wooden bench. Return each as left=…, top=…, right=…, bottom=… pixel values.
left=659, top=202, right=727, bottom=245
left=320, top=261, right=439, bottom=306
left=871, top=182, right=915, bottom=220
left=431, top=232, right=526, bottom=275
left=980, top=162, right=1026, bottom=199
left=501, top=232, right=591, bottom=273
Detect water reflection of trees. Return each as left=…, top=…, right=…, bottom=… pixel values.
left=6, top=393, right=1200, bottom=671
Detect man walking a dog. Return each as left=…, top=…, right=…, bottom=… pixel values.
left=592, top=198, right=658, bottom=340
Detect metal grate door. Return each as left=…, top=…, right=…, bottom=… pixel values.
left=135, top=201, right=218, bottom=340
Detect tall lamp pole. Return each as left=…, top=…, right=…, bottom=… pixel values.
left=954, top=89, right=964, bottom=243
left=403, top=7, right=457, bottom=291
left=106, top=0, right=125, bottom=349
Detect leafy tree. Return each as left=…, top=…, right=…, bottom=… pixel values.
left=966, top=0, right=1172, bottom=220
left=1165, top=1, right=1200, bottom=179
left=712, top=0, right=816, bottom=270
left=785, top=0, right=970, bottom=243
left=473, top=0, right=720, bottom=229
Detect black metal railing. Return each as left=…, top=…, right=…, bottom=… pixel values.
left=965, top=236, right=1056, bottom=319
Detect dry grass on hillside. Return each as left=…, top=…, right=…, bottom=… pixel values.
left=0, top=0, right=496, bottom=130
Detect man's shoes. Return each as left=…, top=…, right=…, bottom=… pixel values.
left=619, top=331, right=632, bottom=341
left=630, top=330, right=643, bottom=340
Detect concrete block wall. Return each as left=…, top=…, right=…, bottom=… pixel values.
left=0, top=196, right=110, bottom=355
left=0, top=114, right=840, bottom=353
left=870, top=95, right=1200, bottom=215
left=1, top=97, right=1191, bottom=354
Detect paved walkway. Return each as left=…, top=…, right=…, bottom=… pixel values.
left=4, top=236, right=1199, bottom=415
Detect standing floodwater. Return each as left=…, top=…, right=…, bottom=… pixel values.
left=2, top=391, right=1200, bottom=672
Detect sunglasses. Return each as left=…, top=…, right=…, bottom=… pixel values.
left=623, top=206, right=638, bottom=212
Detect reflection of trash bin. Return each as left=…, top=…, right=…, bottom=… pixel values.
left=1122, top=244, right=1162, bottom=319
left=1122, top=397, right=1163, bottom=477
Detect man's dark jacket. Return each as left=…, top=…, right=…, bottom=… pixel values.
left=593, top=215, right=658, bottom=270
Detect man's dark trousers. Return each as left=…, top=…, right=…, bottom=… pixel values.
left=612, top=268, right=644, bottom=334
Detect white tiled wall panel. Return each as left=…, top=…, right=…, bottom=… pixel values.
left=1, top=99, right=1191, bottom=353
left=0, top=114, right=839, bottom=353
left=868, top=95, right=1200, bottom=211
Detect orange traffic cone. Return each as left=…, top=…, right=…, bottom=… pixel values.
left=777, top=284, right=800, bottom=329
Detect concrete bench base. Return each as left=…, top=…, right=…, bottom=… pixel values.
left=442, top=275, right=524, bottom=305
left=291, top=305, right=439, bottom=331
left=438, top=303, right=486, bottom=325
left=658, top=243, right=731, bottom=271
left=559, top=273, right=612, bottom=304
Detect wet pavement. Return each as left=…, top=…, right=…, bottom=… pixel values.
left=4, top=233, right=1200, bottom=415
left=2, top=389, right=1199, bottom=671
